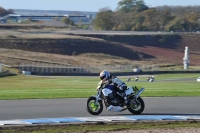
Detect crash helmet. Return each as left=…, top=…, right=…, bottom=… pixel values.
left=99, top=70, right=110, bottom=81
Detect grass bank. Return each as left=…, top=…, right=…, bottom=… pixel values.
left=0, top=74, right=200, bottom=100
left=1, top=121, right=200, bottom=133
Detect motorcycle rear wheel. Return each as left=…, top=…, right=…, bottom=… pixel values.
left=128, top=97, right=145, bottom=114
left=86, top=97, right=103, bottom=115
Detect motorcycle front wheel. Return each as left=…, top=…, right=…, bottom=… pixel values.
left=128, top=97, right=145, bottom=114
left=86, top=96, right=103, bottom=115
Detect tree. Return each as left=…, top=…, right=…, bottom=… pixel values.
left=184, top=12, right=198, bottom=22
left=0, top=7, right=7, bottom=16
left=165, top=17, right=187, bottom=31
left=61, top=17, right=74, bottom=25
left=94, top=3, right=200, bottom=31
left=53, top=17, right=59, bottom=21
left=0, top=7, right=14, bottom=16
left=135, top=0, right=149, bottom=12
left=93, top=7, right=114, bottom=30
left=117, top=0, right=148, bottom=13
left=139, top=8, right=158, bottom=30
left=7, top=9, right=14, bottom=14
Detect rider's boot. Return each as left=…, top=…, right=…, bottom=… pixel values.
left=104, top=96, right=110, bottom=107
left=124, top=96, right=130, bottom=106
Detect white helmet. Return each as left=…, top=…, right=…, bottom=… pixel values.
left=100, top=70, right=110, bottom=81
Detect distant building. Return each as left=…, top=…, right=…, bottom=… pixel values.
left=0, top=20, right=7, bottom=23
left=0, top=14, right=92, bottom=24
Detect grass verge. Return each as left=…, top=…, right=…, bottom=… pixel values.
left=0, top=121, right=200, bottom=133
left=0, top=74, right=200, bottom=132
left=0, top=73, right=200, bottom=100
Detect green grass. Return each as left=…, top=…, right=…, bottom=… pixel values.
left=1, top=121, right=200, bottom=133
left=0, top=74, right=200, bottom=132
left=0, top=73, right=200, bottom=100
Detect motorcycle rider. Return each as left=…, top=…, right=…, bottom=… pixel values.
left=99, top=70, right=129, bottom=106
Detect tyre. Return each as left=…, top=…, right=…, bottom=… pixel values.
left=86, top=96, right=103, bottom=115
left=128, top=97, right=145, bottom=114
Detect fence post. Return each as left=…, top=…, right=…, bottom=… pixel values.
left=42, top=64, right=43, bottom=73
left=0, top=62, right=2, bottom=72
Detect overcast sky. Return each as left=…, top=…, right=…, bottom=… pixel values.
left=1, top=0, right=200, bottom=12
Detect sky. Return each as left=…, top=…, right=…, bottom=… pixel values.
left=0, top=0, right=200, bottom=12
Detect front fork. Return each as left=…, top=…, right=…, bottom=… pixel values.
left=128, top=88, right=144, bottom=104
left=94, top=91, right=102, bottom=106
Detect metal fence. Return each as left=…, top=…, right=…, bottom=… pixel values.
left=18, top=63, right=162, bottom=74
left=18, top=64, right=89, bottom=74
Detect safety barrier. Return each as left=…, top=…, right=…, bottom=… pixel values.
left=0, top=70, right=10, bottom=77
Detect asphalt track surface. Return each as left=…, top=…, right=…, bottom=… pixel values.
left=0, top=97, right=200, bottom=121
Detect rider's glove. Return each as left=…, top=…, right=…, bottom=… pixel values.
left=118, top=86, right=123, bottom=91
left=118, top=84, right=127, bottom=91
left=120, top=92, right=126, bottom=97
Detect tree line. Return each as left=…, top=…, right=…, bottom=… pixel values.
left=93, top=0, right=200, bottom=31
left=0, top=7, right=13, bottom=17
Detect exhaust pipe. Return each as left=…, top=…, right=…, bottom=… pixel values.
left=134, top=88, right=145, bottom=99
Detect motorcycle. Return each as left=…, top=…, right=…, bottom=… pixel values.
left=86, top=82, right=145, bottom=115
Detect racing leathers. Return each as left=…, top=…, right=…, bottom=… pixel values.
left=97, top=75, right=129, bottom=106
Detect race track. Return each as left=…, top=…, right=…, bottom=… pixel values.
left=0, top=97, right=200, bottom=121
